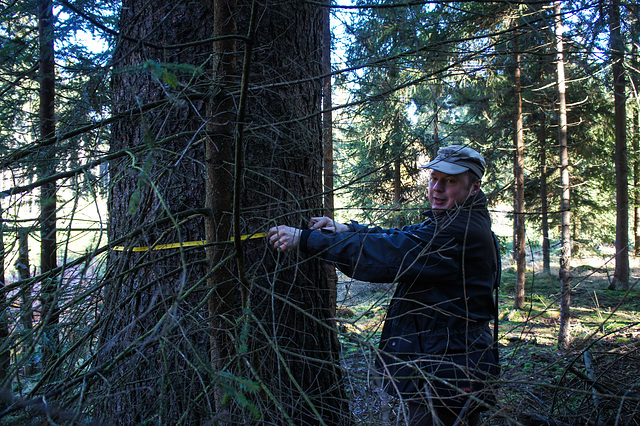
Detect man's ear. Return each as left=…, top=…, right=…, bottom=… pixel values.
left=470, top=180, right=481, bottom=196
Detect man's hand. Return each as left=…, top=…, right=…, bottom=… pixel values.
left=308, top=217, right=349, bottom=233
left=268, top=225, right=301, bottom=252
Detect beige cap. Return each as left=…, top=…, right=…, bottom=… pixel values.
left=422, top=145, right=485, bottom=178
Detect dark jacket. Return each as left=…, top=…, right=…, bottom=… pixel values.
left=300, top=191, right=500, bottom=403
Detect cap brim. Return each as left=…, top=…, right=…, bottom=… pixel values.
left=421, top=160, right=470, bottom=175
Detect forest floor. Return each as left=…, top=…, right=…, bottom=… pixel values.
left=336, top=251, right=640, bottom=425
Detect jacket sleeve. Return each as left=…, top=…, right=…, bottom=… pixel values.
left=299, top=221, right=458, bottom=284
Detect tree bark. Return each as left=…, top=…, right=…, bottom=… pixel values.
left=323, top=0, right=334, bottom=218
left=635, top=106, right=640, bottom=258
left=513, top=30, right=526, bottom=310
left=236, top=1, right=348, bottom=422
left=322, top=0, right=339, bottom=317
left=38, top=0, right=59, bottom=375
left=555, top=1, right=572, bottom=350
left=99, top=0, right=347, bottom=423
left=634, top=110, right=639, bottom=257
left=393, top=156, right=402, bottom=205
left=98, top=1, right=213, bottom=422
left=205, top=0, right=238, bottom=417
left=432, top=86, right=440, bottom=158
left=0, top=215, right=6, bottom=381
left=539, top=108, right=551, bottom=275
left=17, top=229, right=34, bottom=376
left=609, top=0, right=630, bottom=290
left=630, top=4, right=640, bottom=257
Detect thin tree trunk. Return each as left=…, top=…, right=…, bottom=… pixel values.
left=432, top=87, right=440, bottom=158
left=17, top=230, right=31, bottom=329
left=630, top=4, right=640, bottom=257
left=635, top=111, right=640, bottom=258
left=322, top=0, right=338, bottom=317
left=394, top=156, right=402, bottom=205
left=38, top=0, right=59, bottom=374
left=609, top=0, right=630, bottom=290
left=555, top=1, right=572, bottom=349
left=513, top=31, right=526, bottom=310
left=205, top=0, right=238, bottom=417
left=539, top=108, right=551, bottom=275
left=634, top=93, right=640, bottom=258
left=634, top=110, right=639, bottom=257
left=322, top=0, right=334, bottom=218
left=0, top=215, right=8, bottom=381
left=17, top=229, right=33, bottom=376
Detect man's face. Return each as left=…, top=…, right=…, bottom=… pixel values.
left=428, top=170, right=481, bottom=214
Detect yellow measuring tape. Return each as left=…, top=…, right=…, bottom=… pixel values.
left=112, top=232, right=268, bottom=252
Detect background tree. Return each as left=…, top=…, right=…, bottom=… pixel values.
left=0, top=213, right=6, bottom=381
left=322, top=0, right=339, bottom=314
left=632, top=4, right=640, bottom=258
left=336, top=1, right=514, bottom=226
left=205, top=0, right=238, bottom=416
left=16, top=230, right=33, bottom=377
left=609, top=0, right=630, bottom=290
left=37, top=0, right=59, bottom=378
left=538, top=107, right=551, bottom=275
left=323, top=0, right=334, bottom=218
left=0, top=0, right=117, bottom=393
left=513, top=24, right=526, bottom=310
left=555, top=0, right=572, bottom=350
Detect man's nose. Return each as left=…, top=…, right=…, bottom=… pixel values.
left=432, top=180, right=444, bottom=192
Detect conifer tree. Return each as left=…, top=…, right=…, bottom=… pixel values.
left=609, top=0, right=630, bottom=290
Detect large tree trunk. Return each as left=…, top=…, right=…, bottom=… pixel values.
left=237, top=2, right=348, bottom=422
left=38, top=0, right=59, bottom=376
left=98, top=0, right=347, bottom=423
left=513, top=31, right=526, bottom=310
left=555, top=1, right=572, bottom=350
left=98, top=1, right=213, bottom=422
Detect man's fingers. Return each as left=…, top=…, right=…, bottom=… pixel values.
left=309, top=216, right=333, bottom=230
left=268, top=226, right=280, bottom=245
left=308, top=217, right=322, bottom=229
left=268, top=225, right=295, bottom=252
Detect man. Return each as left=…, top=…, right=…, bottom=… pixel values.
left=269, top=145, right=500, bottom=425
